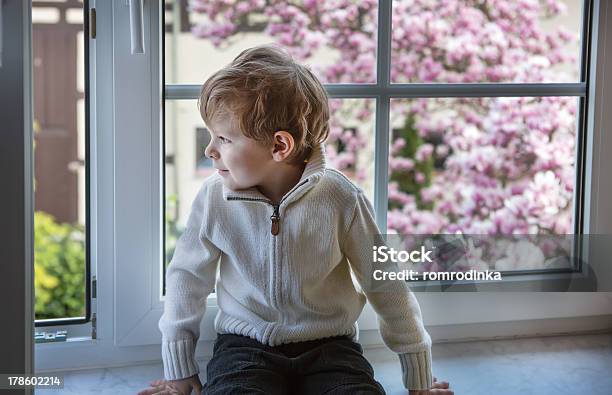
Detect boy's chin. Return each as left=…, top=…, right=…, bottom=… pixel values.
left=221, top=179, right=236, bottom=190
left=221, top=178, right=251, bottom=191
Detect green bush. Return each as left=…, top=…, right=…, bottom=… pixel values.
left=34, top=211, right=85, bottom=320
left=389, top=114, right=434, bottom=211
left=165, top=194, right=185, bottom=267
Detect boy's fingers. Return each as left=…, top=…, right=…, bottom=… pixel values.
left=432, top=381, right=450, bottom=389
left=139, top=382, right=177, bottom=395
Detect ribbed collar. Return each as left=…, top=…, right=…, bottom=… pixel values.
left=222, top=143, right=327, bottom=206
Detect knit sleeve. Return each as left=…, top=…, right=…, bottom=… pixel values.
left=341, top=191, right=433, bottom=391
left=158, top=189, right=221, bottom=381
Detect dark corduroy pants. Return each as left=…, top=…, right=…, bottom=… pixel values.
left=201, top=333, right=386, bottom=395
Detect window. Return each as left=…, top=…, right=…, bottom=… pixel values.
left=163, top=0, right=591, bottom=283
left=32, top=0, right=91, bottom=327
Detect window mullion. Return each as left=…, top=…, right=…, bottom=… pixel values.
left=384, top=83, right=587, bottom=97
left=372, top=0, right=393, bottom=232
left=164, top=83, right=587, bottom=100
left=373, top=97, right=390, bottom=232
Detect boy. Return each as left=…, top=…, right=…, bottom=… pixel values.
left=139, top=44, right=452, bottom=395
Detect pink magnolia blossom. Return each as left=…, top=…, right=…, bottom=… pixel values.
left=189, top=0, right=578, bottom=245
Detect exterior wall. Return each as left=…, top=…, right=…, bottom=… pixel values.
left=32, top=2, right=85, bottom=225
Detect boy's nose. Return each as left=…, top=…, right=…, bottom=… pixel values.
left=204, top=143, right=219, bottom=160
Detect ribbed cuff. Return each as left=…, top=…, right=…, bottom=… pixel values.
left=398, top=349, right=433, bottom=390
left=161, top=338, right=200, bottom=380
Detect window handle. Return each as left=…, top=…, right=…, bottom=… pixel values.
left=126, top=0, right=144, bottom=54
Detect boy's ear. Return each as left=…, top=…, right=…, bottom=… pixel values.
left=271, top=131, right=295, bottom=162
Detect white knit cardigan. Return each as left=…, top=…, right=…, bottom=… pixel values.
left=158, top=143, right=433, bottom=390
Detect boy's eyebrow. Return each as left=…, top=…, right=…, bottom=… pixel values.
left=209, top=128, right=230, bottom=137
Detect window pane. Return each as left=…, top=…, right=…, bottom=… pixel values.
left=387, top=97, right=579, bottom=271
left=164, top=0, right=378, bottom=84
left=326, top=99, right=376, bottom=201
left=388, top=96, right=578, bottom=234
left=164, top=100, right=208, bottom=275
left=391, top=0, right=584, bottom=83
left=33, top=3, right=87, bottom=321
left=163, top=98, right=375, bottom=292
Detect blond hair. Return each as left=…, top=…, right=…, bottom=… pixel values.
left=198, top=44, right=330, bottom=164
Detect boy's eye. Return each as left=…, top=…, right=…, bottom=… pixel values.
left=217, top=136, right=230, bottom=144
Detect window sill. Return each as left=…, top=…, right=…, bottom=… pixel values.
left=44, top=333, right=612, bottom=395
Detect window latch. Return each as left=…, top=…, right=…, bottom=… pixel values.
left=35, top=330, right=67, bottom=343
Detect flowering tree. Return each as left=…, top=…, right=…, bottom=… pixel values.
left=189, top=0, right=578, bottom=240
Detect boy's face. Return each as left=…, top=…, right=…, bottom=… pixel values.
left=204, top=113, right=275, bottom=191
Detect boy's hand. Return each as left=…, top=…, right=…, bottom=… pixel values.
left=137, top=374, right=203, bottom=395
left=408, top=376, right=454, bottom=395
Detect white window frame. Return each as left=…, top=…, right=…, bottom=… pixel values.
left=36, top=0, right=612, bottom=372
left=32, top=0, right=95, bottom=340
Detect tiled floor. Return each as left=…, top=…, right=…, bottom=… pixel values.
left=39, top=333, right=612, bottom=395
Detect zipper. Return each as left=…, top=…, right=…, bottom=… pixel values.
left=270, top=179, right=309, bottom=235
left=270, top=204, right=280, bottom=235
left=226, top=178, right=310, bottom=236
left=226, top=197, right=279, bottom=235
left=225, top=178, right=311, bottom=331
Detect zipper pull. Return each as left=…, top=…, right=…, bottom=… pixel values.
left=270, top=204, right=280, bottom=235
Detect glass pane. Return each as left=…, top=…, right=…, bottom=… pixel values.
left=33, top=3, right=87, bottom=320
left=327, top=99, right=376, bottom=201
left=391, top=0, right=584, bottom=83
left=164, top=100, right=209, bottom=274
left=163, top=98, right=375, bottom=292
left=388, top=96, right=578, bottom=234
left=388, top=97, right=579, bottom=272
left=164, top=0, right=378, bottom=84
